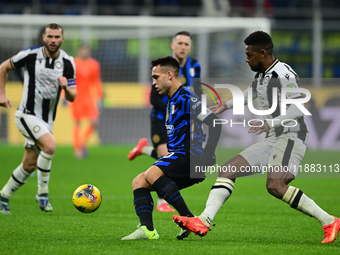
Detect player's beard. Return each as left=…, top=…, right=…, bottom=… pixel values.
left=46, top=43, right=61, bottom=56
left=250, top=62, right=263, bottom=72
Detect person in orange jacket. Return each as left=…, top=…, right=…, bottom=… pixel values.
left=71, top=45, right=103, bottom=158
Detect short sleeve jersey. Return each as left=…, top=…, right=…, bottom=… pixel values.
left=11, top=46, right=76, bottom=125
left=166, top=86, right=208, bottom=157
left=250, top=59, right=308, bottom=142
left=151, top=56, right=201, bottom=121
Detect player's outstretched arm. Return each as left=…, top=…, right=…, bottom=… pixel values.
left=248, top=121, right=270, bottom=136
left=248, top=104, right=305, bottom=136
left=58, top=77, right=77, bottom=102
left=0, top=59, right=13, bottom=108
left=209, top=100, right=228, bottom=114
left=210, top=87, right=256, bottom=115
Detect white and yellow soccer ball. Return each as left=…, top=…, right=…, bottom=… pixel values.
left=72, top=184, right=102, bottom=213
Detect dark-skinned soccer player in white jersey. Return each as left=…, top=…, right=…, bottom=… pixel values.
left=173, top=31, right=339, bottom=244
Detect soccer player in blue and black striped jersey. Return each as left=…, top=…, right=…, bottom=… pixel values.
left=122, top=56, right=220, bottom=240
left=128, top=31, right=202, bottom=212
left=129, top=31, right=201, bottom=161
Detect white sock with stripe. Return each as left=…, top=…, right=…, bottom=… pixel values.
left=199, top=177, right=235, bottom=226
left=37, top=151, right=53, bottom=195
left=1, top=164, right=30, bottom=198
left=142, top=146, right=154, bottom=156
left=282, top=186, right=334, bottom=226
left=157, top=197, right=166, bottom=206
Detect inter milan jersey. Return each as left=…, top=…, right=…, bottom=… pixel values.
left=11, top=46, right=76, bottom=126
left=166, top=86, right=208, bottom=157
left=150, top=56, right=201, bottom=121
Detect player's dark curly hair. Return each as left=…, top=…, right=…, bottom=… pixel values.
left=244, top=31, right=273, bottom=53
left=151, top=56, right=180, bottom=77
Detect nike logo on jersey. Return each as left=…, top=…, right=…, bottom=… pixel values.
left=285, top=74, right=290, bottom=80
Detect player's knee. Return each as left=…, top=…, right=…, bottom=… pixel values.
left=144, top=171, right=152, bottom=185
left=132, top=173, right=146, bottom=189
left=37, top=133, right=56, bottom=155
left=43, top=147, right=55, bottom=156
left=132, top=176, right=138, bottom=189
left=266, top=179, right=285, bottom=198
left=266, top=182, right=278, bottom=196
left=42, top=143, right=56, bottom=155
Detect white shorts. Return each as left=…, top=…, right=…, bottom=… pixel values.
left=15, top=111, right=52, bottom=151
left=239, top=133, right=307, bottom=177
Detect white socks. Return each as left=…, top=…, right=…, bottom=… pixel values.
left=37, top=151, right=53, bottom=195
left=157, top=197, right=167, bottom=206
left=199, top=177, right=235, bottom=226
left=1, top=164, right=30, bottom=198
left=199, top=182, right=334, bottom=228
left=1, top=151, right=54, bottom=199
left=141, top=146, right=154, bottom=156
left=282, top=186, right=334, bottom=226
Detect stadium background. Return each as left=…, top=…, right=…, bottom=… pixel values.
left=0, top=2, right=340, bottom=254
left=0, top=0, right=340, bottom=150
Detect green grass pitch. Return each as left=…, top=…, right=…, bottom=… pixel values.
left=0, top=145, right=339, bottom=254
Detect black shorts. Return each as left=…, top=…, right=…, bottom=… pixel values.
left=154, top=151, right=205, bottom=190
left=150, top=119, right=168, bottom=148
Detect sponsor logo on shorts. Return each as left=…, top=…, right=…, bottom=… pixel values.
left=33, top=125, right=41, bottom=133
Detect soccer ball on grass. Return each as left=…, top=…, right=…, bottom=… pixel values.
left=72, top=184, right=102, bottom=213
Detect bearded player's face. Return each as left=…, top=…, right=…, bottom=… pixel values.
left=43, top=28, right=64, bottom=57
left=245, top=45, right=265, bottom=72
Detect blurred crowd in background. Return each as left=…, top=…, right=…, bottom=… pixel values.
left=0, top=0, right=339, bottom=147
left=0, top=0, right=340, bottom=79
left=0, top=0, right=339, bottom=18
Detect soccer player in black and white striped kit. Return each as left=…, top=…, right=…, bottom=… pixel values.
left=0, top=23, right=77, bottom=214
